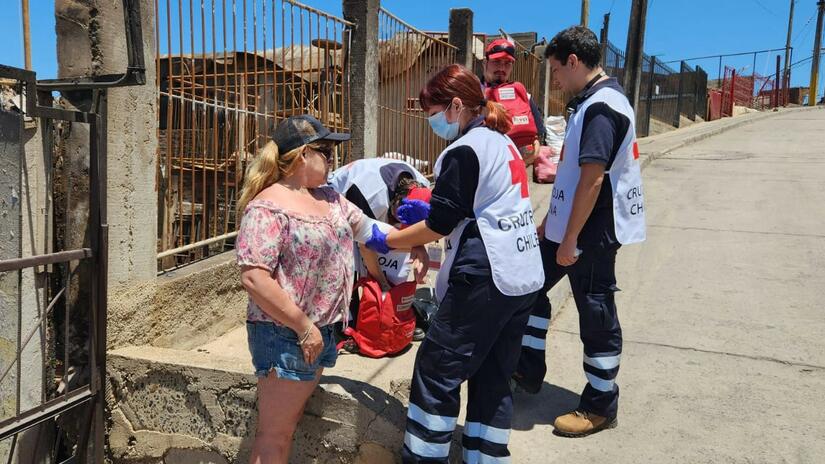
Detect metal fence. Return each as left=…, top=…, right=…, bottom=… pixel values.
left=598, top=41, right=709, bottom=136
left=649, top=58, right=681, bottom=130
left=695, top=66, right=709, bottom=121
left=376, top=8, right=456, bottom=176
left=0, top=64, right=110, bottom=464
left=155, top=0, right=352, bottom=272
left=719, top=65, right=783, bottom=117
left=1, top=1, right=145, bottom=459
left=508, top=35, right=542, bottom=100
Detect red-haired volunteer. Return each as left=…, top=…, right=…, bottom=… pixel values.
left=365, top=64, right=544, bottom=464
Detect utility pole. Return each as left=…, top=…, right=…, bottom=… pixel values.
left=600, top=13, right=611, bottom=68
left=624, top=0, right=649, bottom=109
left=21, top=0, right=31, bottom=70
left=581, top=0, right=590, bottom=27
left=775, top=54, right=782, bottom=107
left=810, top=0, right=825, bottom=106
left=783, top=0, right=795, bottom=105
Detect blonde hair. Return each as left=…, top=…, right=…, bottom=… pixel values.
left=236, top=141, right=304, bottom=217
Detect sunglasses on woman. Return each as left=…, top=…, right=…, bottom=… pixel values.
left=308, top=144, right=334, bottom=163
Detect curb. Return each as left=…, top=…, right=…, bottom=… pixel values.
left=639, top=106, right=822, bottom=170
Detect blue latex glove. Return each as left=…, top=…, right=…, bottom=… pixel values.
left=365, top=224, right=392, bottom=254
left=396, top=199, right=431, bottom=225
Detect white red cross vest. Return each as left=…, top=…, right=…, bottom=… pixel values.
left=329, top=159, right=429, bottom=285
left=485, top=81, right=537, bottom=148
left=434, top=127, right=544, bottom=302
left=328, top=158, right=429, bottom=223
left=544, top=86, right=646, bottom=245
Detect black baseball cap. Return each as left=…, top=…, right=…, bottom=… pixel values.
left=272, top=114, right=350, bottom=154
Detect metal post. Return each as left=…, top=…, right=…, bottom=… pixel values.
left=752, top=52, right=757, bottom=78
left=784, top=0, right=795, bottom=106
left=674, top=60, right=685, bottom=127
left=600, top=13, right=611, bottom=68
left=645, top=56, right=656, bottom=136
left=809, top=0, right=825, bottom=106
left=92, top=91, right=109, bottom=464
left=775, top=54, right=781, bottom=108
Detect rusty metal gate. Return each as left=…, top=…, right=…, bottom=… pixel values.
left=0, top=1, right=145, bottom=462
left=376, top=8, right=456, bottom=177
left=155, top=0, right=352, bottom=272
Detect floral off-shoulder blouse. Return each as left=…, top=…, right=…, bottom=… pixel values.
left=236, top=186, right=364, bottom=326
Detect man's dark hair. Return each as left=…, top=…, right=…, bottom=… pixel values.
left=545, top=26, right=602, bottom=68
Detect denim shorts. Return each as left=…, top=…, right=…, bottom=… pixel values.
left=246, top=321, right=337, bottom=381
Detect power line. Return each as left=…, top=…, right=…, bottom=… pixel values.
left=747, top=0, right=779, bottom=17
left=793, top=11, right=817, bottom=45
left=790, top=50, right=825, bottom=69
left=664, top=46, right=789, bottom=64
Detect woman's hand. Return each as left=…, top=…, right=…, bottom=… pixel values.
left=299, top=324, right=324, bottom=365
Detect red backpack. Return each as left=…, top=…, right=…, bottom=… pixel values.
left=343, top=278, right=417, bottom=358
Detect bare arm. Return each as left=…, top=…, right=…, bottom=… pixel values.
left=358, top=244, right=391, bottom=290
left=557, top=163, right=605, bottom=266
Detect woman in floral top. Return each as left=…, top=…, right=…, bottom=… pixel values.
left=236, top=115, right=391, bottom=463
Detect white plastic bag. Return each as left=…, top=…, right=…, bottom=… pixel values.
left=544, top=116, right=566, bottom=163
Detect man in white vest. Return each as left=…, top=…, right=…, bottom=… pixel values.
left=513, top=26, right=646, bottom=437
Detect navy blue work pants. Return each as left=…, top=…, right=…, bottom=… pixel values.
left=516, top=238, right=623, bottom=419
left=402, top=273, right=537, bottom=464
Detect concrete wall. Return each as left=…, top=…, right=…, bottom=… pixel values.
left=0, top=89, right=54, bottom=463
left=108, top=253, right=246, bottom=351
left=0, top=103, right=24, bottom=435
left=107, top=346, right=408, bottom=464
left=55, top=0, right=157, bottom=287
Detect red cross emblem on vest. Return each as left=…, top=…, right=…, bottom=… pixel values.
left=507, top=145, right=529, bottom=198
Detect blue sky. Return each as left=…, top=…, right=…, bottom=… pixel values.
left=1, top=0, right=823, bottom=92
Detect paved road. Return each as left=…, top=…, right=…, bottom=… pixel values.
left=509, top=109, right=825, bottom=464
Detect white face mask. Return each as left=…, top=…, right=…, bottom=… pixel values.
left=427, top=103, right=462, bottom=140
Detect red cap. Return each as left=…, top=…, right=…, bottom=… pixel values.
left=405, top=186, right=432, bottom=204
left=485, top=38, right=516, bottom=62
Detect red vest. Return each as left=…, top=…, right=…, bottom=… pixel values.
left=485, top=81, right=537, bottom=148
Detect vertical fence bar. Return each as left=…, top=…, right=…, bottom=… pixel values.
left=188, top=0, right=197, bottom=256
left=644, top=56, right=655, bottom=137
left=673, top=61, right=685, bottom=127
left=376, top=7, right=456, bottom=176
left=155, top=0, right=352, bottom=270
